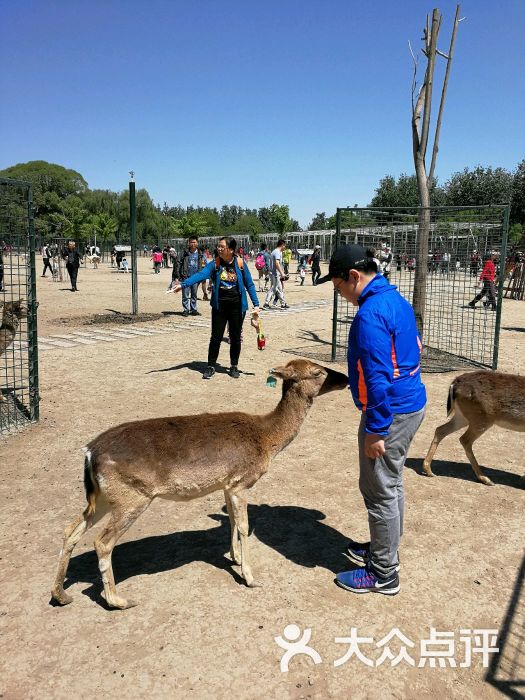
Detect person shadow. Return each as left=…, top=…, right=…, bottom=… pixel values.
left=57, top=504, right=349, bottom=609
left=146, top=362, right=255, bottom=377
left=405, top=458, right=524, bottom=489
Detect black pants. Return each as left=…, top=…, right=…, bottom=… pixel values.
left=472, top=281, right=496, bottom=308
left=67, top=263, right=79, bottom=290
left=42, top=258, right=53, bottom=275
left=311, top=267, right=321, bottom=285
left=208, top=295, right=245, bottom=367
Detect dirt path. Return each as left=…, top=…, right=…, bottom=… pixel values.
left=1, top=257, right=523, bottom=699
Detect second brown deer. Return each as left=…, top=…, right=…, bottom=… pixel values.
left=51, top=359, right=348, bottom=609
left=422, top=370, right=525, bottom=486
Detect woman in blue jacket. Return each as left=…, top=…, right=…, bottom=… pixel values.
left=173, top=237, right=260, bottom=379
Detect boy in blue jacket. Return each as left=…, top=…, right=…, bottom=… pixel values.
left=319, top=245, right=426, bottom=595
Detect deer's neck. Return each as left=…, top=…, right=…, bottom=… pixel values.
left=264, top=384, right=313, bottom=455
left=0, top=310, right=18, bottom=334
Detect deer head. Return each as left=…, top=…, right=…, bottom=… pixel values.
left=270, top=359, right=348, bottom=399
left=3, top=300, right=28, bottom=320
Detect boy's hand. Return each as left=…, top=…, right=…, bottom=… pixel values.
left=364, top=433, right=385, bottom=459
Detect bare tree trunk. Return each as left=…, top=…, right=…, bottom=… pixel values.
left=411, top=5, right=461, bottom=337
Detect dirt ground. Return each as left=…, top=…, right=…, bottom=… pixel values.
left=0, top=256, right=524, bottom=699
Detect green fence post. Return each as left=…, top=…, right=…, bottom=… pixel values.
left=331, top=208, right=341, bottom=362
left=129, top=174, right=138, bottom=315
left=492, top=204, right=510, bottom=370
left=27, top=184, right=39, bottom=421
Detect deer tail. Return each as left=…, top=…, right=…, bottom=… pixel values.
left=446, top=381, right=457, bottom=416
left=82, top=447, right=99, bottom=517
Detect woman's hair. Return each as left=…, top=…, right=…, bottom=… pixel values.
left=220, top=237, right=237, bottom=252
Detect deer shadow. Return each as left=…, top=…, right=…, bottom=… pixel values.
left=406, top=458, right=524, bottom=489
left=60, top=504, right=349, bottom=609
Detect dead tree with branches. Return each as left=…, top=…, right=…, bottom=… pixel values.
left=411, top=5, right=462, bottom=335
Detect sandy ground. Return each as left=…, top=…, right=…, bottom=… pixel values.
left=0, top=256, right=524, bottom=699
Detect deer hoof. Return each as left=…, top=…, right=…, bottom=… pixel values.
left=246, top=579, right=262, bottom=588
left=421, top=466, right=434, bottom=477
left=228, top=550, right=242, bottom=566
left=479, top=476, right=494, bottom=486
left=111, top=598, right=137, bottom=610
left=52, top=589, right=73, bottom=605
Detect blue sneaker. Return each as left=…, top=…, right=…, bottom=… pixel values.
left=335, top=565, right=400, bottom=595
left=344, top=539, right=370, bottom=567
left=344, top=540, right=401, bottom=572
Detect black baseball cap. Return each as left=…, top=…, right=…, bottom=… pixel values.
left=317, top=244, right=370, bottom=284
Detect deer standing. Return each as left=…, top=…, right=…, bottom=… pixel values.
left=51, top=359, right=348, bottom=609
left=422, top=370, right=525, bottom=486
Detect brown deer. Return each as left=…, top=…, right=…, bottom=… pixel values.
left=51, top=359, right=348, bottom=609
left=422, top=370, right=525, bottom=486
left=0, top=300, right=28, bottom=402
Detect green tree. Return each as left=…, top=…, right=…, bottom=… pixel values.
left=510, top=158, right=525, bottom=225
left=445, top=166, right=513, bottom=207
left=509, top=223, right=523, bottom=244
left=370, top=173, right=444, bottom=208
left=230, top=214, right=263, bottom=237
left=269, top=204, right=291, bottom=235
left=308, top=212, right=328, bottom=230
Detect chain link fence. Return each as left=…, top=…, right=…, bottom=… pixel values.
left=0, top=178, right=40, bottom=435
left=331, top=206, right=510, bottom=371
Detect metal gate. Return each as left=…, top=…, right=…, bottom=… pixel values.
left=0, top=178, right=39, bottom=434
left=331, top=206, right=509, bottom=371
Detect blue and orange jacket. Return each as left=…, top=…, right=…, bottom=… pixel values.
left=348, top=274, right=426, bottom=435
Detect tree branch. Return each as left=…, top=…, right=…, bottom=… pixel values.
left=419, top=9, right=441, bottom=166
left=429, top=4, right=462, bottom=183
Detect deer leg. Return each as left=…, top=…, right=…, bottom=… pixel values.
left=229, top=492, right=260, bottom=588
left=459, top=424, right=493, bottom=486
left=224, top=490, right=241, bottom=565
left=422, top=410, right=469, bottom=477
left=51, top=498, right=109, bottom=605
left=94, top=495, right=151, bottom=609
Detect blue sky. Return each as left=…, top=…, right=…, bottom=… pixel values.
left=1, top=0, right=524, bottom=227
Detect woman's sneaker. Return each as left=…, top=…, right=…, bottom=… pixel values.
left=335, top=564, right=400, bottom=595
left=203, top=365, right=216, bottom=379
left=229, top=365, right=240, bottom=378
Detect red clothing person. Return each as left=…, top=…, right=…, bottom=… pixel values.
left=469, top=255, right=497, bottom=310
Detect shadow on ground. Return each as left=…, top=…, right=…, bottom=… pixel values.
left=146, top=361, right=255, bottom=377
left=406, top=458, right=524, bottom=489
left=60, top=504, right=348, bottom=608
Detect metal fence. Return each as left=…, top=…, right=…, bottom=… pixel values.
left=331, top=206, right=510, bottom=371
left=0, top=178, right=39, bottom=435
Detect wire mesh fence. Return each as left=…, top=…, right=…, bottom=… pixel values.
left=331, top=206, right=510, bottom=371
left=0, top=178, right=39, bottom=435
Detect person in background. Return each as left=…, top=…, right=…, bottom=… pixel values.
left=318, top=244, right=426, bottom=596
left=282, top=244, right=292, bottom=276
left=254, top=244, right=269, bottom=292
left=172, top=237, right=260, bottom=379
left=263, top=239, right=289, bottom=309
left=310, top=245, right=322, bottom=285
left=173, top=236, right=203, bottom=317
left=468, top=252, right=497, bottom=310
left=62, top=240, right=83, bottom=291
left=41, top=242, right=53, bottom=277
left=151, top=247, right=163, bottom=274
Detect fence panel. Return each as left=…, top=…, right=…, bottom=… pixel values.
left=331, top=206, right=509, bottom=371
left=0, top=178, right=39, bottom=435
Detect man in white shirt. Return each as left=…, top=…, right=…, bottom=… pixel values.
left=263, top=239, right=289, bottom=309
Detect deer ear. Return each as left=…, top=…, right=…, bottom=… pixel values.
left=270, top=365, right=296, bottom=380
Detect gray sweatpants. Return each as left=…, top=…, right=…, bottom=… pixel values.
left=358, top=407, right=425, bottom=578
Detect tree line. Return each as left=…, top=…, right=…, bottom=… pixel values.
left=0, top=161, right=300, bottom=245
left=308, top=160, right=525, bottom=243
left=1, top=158, right=523, bottom=245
